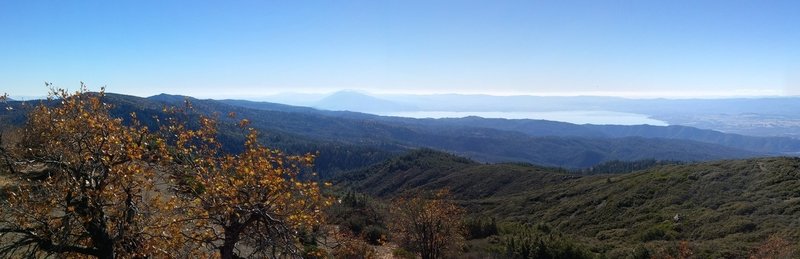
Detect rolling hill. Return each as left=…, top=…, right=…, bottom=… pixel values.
left=218, top=97, right=800, bottom=155
left=110, top=94, right=771, bottom=168
left=0, top=93, right=779, bottom=170
left=338, top=149, right=800, bottom=257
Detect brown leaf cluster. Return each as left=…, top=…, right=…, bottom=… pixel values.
left=0, top=86, right=329, bottom=258
left=164, top=103, right=331, bottom=258
left=390, top=190, right=465, bottom=259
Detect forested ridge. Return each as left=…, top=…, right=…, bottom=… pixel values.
left=0, top=93, right=778, bottom=171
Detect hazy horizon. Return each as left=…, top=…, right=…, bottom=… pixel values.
left=7, top=87, right=800, bottom=101
left=2, top=1, right=799, bottom=99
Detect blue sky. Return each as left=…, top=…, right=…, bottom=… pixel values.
left=1, top=0, right=798, bottom=98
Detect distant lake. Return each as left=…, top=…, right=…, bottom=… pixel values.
left=377, top=110, right=669, bottom=126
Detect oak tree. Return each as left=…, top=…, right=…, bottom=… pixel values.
left=0, top=86, right=330, bottom=258
left=0, top=86, right=186, bottom=258
left=390, top=190, right=465, bottom=259
left=163, top=106, right=331, bottom=259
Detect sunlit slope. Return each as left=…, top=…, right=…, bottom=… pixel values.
left=339, top=149, right=800, bottom=257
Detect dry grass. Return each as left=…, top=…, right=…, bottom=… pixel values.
left=0, top=175, right=12, bottom=189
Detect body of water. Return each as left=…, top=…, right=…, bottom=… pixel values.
left=377, top=110, right=668, bottom=126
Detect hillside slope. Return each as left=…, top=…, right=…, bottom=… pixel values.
left=497, top=157, right=800, bottom=257
left=339, top=150, right=800, bottom=257
left=337, top=149, right=573, bottom=199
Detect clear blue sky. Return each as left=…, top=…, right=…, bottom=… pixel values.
left=1, top=0, right=798, bottom=98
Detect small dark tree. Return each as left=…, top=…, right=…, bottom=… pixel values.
left=465, top=217, right=499, bottom=239
left=390, top=190, right=465, bottom=259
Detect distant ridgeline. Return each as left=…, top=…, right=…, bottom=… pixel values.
left=1, top=92, right=798, bottom=173
left=299, top=91, right=800, bottom=138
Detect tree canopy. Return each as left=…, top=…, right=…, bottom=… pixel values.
left=0, top=86, right=329, bottom=258
left=390, top=190, right=465, bottom=259
left=163, top=106, right=330, bottom=258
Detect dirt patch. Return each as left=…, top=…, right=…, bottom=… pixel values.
left=373, top=243, right=400, bottom=259
left=0, top=174, right=13, bottom=189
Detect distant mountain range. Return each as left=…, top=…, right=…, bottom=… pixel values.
left=260, top=91, right=800, bottom=138
left=326, top=91, right=800, bottom=116
left=217, top=97, right=800, bottom=154
left=1, top=92, right=797, bottom=170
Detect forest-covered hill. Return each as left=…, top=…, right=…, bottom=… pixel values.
left=0, top=93, right=775, bottom=170
left=339, top=149, right=800, bottom=257
left=221, top=97, right=800, bottom=154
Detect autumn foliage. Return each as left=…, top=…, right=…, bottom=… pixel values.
left=0, top=86, right=329, bottom=258
left=390, top=190, right=465, bottom=259
left=163, top=105, right=331, bottom=258
left=749, top=235, right=795, bottom=259
left=0, top=86, right=183, bottom=257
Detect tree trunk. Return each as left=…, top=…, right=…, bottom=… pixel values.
left=220, top=242, right=236, bottom=259
left=76, top=197, right=116, bottom=258
left=96, top=243, right=115, bottom=259
left=220, top=226, right=242, bottom=259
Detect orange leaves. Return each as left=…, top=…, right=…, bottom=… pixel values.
left=160, top=105, right=330, bottom=257
left=1, top=87, right=332, bottom=258
left=238, top=118, right=250, bottom=128
left=0, top=87, right=200, bottom=258
left=0, top=93, right=10, bottom=111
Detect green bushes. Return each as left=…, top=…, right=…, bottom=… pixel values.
left=500, top=224, right=595, bottom=259
left=465, top=217, right=500, bottom=239
left=327, top=192, right=389, bottom=245
left=638, top=221, right=679, bottom=242
left=336, top=153, right=800, bottom=258
left=639, top=227, right=668, bottom=242
left=503, top=233, right=594, bottom=259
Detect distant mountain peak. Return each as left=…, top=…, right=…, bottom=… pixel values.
left=149, top=93, right=188, bottom=98
left=332, top=89, right=371, bottom=94
left=315, top=91, right=416, bottom=112
left=323, top=90, right=379, bottom=100
left=147, top=93, right=196, bottom=103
